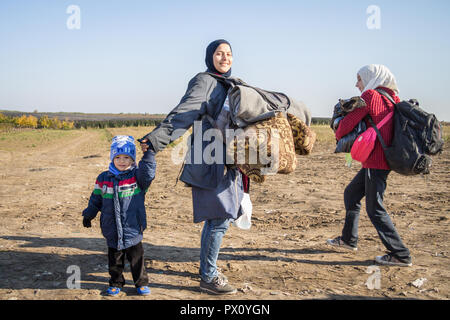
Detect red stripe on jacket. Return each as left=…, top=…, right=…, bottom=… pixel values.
left=335, top=87, right=400, bottom=170
left=96, top=180, right=113, bottom=188
left=119, top=177, right=137, bottom=186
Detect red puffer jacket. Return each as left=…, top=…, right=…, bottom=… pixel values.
left=335, top=87, right=400, bottom=170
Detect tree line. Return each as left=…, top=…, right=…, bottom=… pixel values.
left=0, top=113, right=75, bottom=129
left=0, top=113, right=163, bottom=130
left=73, top=118, right=163, bottom=129
left=1, top=112, right=331, bottom=130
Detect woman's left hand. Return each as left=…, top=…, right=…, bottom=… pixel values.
left=139, top=138, right=150, bottom=153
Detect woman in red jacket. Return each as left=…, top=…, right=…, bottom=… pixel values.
left=327, top=64, right=412, bottom=267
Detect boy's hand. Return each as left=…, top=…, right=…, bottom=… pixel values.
left=138, top=138, right=149, bottom=153
left=83, top=217, right=92, bottom=228
left=138, top=138, right=155, bottom=153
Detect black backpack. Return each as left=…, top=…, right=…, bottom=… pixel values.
left=369, top=89, right=444, bottom=175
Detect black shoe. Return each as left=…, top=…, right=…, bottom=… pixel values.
left=326, top=236, right=358, bottom=251
left=200, top=273, right=237, bottom=295
left=375, top=254, right=412, bottom=267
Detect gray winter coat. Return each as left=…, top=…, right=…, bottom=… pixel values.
left=144, top=72, right=244, bottom=222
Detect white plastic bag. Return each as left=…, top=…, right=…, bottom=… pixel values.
left=232, top=193, right=252, bottom=230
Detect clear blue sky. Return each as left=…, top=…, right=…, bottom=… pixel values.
left=1, top=0, right=449, bottom=120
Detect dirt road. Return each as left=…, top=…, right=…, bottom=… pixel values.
left=0, top=126, right=448, bottom=300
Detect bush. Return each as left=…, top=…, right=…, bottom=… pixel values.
left=61, top=119, right=75, bottom=130
left=38, top=115, right=52, bottom=128
left=14, top=115, right=38, bottom=128
left=0, top=113, right=8, bottom=123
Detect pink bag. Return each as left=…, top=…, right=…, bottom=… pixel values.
left=351, top=112, right=393, bottom=163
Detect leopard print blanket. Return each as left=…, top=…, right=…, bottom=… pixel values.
left=287, top=113, right=317, bottom=156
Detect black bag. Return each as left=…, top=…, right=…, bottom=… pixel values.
left=369, top=89, right=444, bottom=175
left=335, top=120, right=367, bottom=153
left=205, top=72, right=311, bottom=127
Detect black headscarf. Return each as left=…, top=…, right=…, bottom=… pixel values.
left=205, top=39, right=232, bottom=77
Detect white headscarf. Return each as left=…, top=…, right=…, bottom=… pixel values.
left=358, top=64, right=399, bottom=94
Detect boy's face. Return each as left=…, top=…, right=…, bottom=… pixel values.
left=113, top=154, right=134, bottom=171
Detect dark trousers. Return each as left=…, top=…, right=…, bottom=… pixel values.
left=341, top=168, right=410, bottom=260
left=108, top=242, right=148, bottom=288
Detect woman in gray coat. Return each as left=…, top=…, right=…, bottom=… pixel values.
left=140, top=39, right=243, bottom=294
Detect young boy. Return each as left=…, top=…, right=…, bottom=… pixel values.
left=82, top=135, right=156, bottom=296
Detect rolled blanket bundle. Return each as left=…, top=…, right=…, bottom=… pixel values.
left=341, top=96, right=366, bottom=113
left=331, top=96, right=366, bottom=131
left=287, top=113, right=317, bottom=155
left=227, top=112, right=299, bottom=183
left=331, top=96, right=367, bottom=153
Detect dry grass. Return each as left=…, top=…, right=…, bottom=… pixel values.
left=0, top=128, right=80, bottom=152
left=443, top=124, right=450, bottom=143
left=310, top=124, right=335, bottom=144
left=0, top=124, right=445, bottom=154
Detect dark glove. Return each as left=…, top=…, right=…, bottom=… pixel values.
left=83, top=217, right=92, bottom=228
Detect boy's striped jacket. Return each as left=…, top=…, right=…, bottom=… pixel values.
left=83, top=151, right=156, bottom=250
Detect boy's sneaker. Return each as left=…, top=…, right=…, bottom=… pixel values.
left=137, top=286, right=151, bottom=296
left=375, top=254, right=412, bottom=267
left=106, top=286, right=121, bottom=296
left=326, top=236, right=358, bottom=251
left=200, top=273, right=237, bottom=295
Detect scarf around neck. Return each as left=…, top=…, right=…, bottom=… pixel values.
left=108, top=162, right=135, bottom=177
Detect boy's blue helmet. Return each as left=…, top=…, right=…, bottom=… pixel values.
left=110, top=135, right=136, bottom=161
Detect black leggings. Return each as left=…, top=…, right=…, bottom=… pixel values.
left=341, top=168, right=410, bottom=259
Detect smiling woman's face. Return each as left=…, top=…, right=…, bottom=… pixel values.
left=213, top=43, right=233, bottom=74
